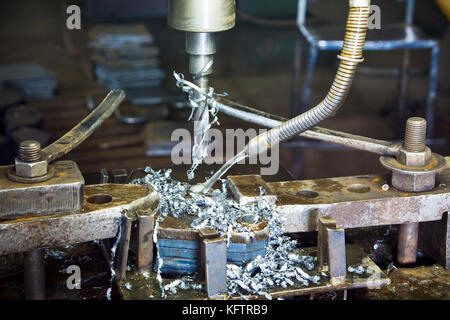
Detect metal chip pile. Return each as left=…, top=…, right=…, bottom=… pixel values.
left=132, top=166, right=319, bottom=299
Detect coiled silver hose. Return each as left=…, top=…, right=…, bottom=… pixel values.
left=246, top=0, right=371, bottom=156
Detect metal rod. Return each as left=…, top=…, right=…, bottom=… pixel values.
left=24, top=249, right=45, bottom=300
left=398, top=222, right=419, bottom=264
left=137, top=214, right=155, bottom=273
left=215, top=97, right=400, bottom=156
left=405, top=0, right=415, bottom=25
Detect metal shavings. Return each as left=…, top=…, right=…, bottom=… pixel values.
left=124, top=282, right=132, bottom=290
left=132, top=167, right=319, bottom=299
left=173, top=71, right=227, bottom=180
left=348, top=265, right=366, bottom=274
left=162, top=276, right=202, bottom=296
left=386, top=262, right=397, bottom=275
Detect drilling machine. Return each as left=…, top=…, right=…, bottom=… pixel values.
left=0, top=0, right=448, bottom=300
left=168, top=0, right=235, bottom=172
left=152, top=0, right=449, bottom=299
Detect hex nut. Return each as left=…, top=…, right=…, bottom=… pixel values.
left=15, top=158, right=48, bottom=178
left=391, top=171, right=436, bottom=192
left=397, top=147, right=431, bottom=167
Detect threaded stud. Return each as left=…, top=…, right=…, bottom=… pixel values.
left=403, top=117, right=427, bottom=153
left=19, top=140, right=41, bottom=162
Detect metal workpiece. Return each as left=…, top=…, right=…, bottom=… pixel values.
left=24, top=249, right=45, bottom=300
left=202, top=237, right=227, bottom=298
left=168, top=0, right=236, bottom=33
left=227, top=173, right=450, bottom=233
left=0, top=183, right=158, bottom=256
left=318, top=216, right=346, bottom=284
left=0, top=161, right=84, bottom=220
left=137, top=213, right=156, bottom=273
left=397, top=222, right=419, bottom=264
left=117, top=215, right=133, bottom=281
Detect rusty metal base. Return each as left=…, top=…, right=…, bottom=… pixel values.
left=227, top=173, right=450, bottom=233
left=116, top=244, right=390, bottom=300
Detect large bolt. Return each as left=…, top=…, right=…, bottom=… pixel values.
left=397, top=117, right=427, bottom=265
left=14, top=140, right=48, bottom=179
left=19, top=140, right=41, bottom=162
left=403, top=117, right=426, bottom=153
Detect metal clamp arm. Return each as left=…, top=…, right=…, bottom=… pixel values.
left=215, top=97, right=400, bottom=157
left=41, top=89, right=126, bottom=163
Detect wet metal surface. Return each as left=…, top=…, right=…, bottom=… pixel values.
left=118, top=244, right=389, bottom=300
left=0, top=183, right=157, bottom=255
left=353, top=264, right=450, bottom=300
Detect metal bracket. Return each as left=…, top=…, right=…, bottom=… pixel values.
left=318, top=216, right=346, bottom=284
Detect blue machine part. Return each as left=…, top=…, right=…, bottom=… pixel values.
left=227, top=239, right=268, bottom=266
left=155, top=238, right=268, bottom=275
left=154, top=257, right=199, bottom=275
left=156, top=239, right=200, bottom=275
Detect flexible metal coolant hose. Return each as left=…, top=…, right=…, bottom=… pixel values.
left=246, top=0, right=371, bottom=156
left=190, top=0, right=372, bottom=194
